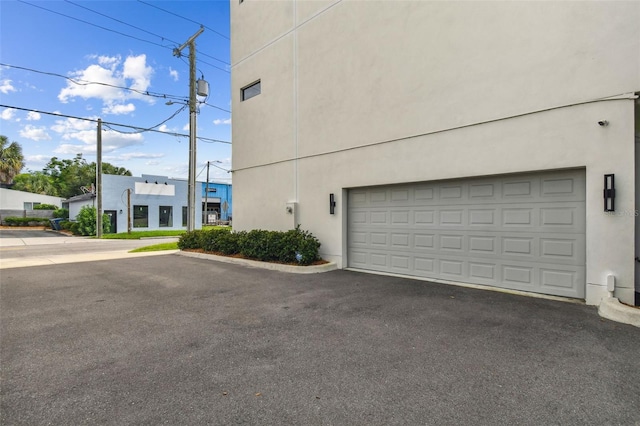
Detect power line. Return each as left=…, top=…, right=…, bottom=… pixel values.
left=0, top=63, right=188, bottom=102
left=0, top=104, right=231, bottom=145
left=103, top=104, right=187, bottom=134
left=16, top=0, right=229, bottom=74
left=137, top=0, right=230, bottom=41
left=64, top=0, right=230, bottom=67
left=18, top=0, right=170, bottom=50
left=2, top=63, right=232, bottom=114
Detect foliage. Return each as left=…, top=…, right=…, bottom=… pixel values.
left=12, top=171, right=58, bottom=195
left=0, top=135, right=24, bottom=185
left=178, top=226, right=321, bottom=265
left=33, top=203, right=58, bottom=210
left=71, top=206, right=110, bottom=236
left=53, top=208, right=69, bottom=219
left=3, top=217, right=50, bottom=226
left=43, top=153, right=132, bottom=199
left=129, top=242, right=179, bottom=253
left=60, top=220, right=72, bottom=230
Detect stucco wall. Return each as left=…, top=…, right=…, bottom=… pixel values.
left=231, top=0, right=640, bottom=305
left=0, top=188, right=64, bottom=210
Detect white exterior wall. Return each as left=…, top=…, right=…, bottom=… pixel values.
left=0, top=188, right=64, bottom=210
left=231, top=0, right=640, bottom=305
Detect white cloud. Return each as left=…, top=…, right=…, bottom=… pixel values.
left=113, top=152, right=165, bottom=161
left=1, top=79, right=16, bottom=94
left=103, top=103, right=135, bottom=115
left=26, top=111, right=41, bottom=121
left=20, top=125, right=51, bottom=141
left=1, top=108, right=16, bottom=120
left=169, top=67, right=179, bottom=81
left=58, top=54, right=155, bottom=115
left=182, top=123, right=189, bottom=131
left=51, top=118, right=143, bottom=154
left=146, top=160, right=161, bottom=166
left=213, top=118, right=232, bottom=125
left=25, top=154, right=51, bottom=168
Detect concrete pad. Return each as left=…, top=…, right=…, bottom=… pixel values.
left=598, top=297, right=640, bottom=328
left=0, top=249, right=179, bottom=269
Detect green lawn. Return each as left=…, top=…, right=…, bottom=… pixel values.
left=129, top=242, right=179, bottom=253
left=101, top=230, right=186, bottom=239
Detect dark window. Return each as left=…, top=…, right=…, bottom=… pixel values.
left=133, top=205, right=148, bottom=228
left=182, top=206, right=188, bottom=227
left=159, top=206, right=173, bottom=227
left=241, top=80, right=261, bottom=101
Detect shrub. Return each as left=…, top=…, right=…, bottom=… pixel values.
left=177, top=226, right=321, bottom=265
left=177, top=230, right=202, bottom=250
left=60, top=220, right=72, bottom=230
left=72, top=206, right=110, bottom=236
left=53, top=208, right=69, bottom=219
left=33, top=204, right=58, bottom=210
left=3, top=217, right=50, bottom=226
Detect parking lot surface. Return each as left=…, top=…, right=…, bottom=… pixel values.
left=2, top=254, right=639, bottom=425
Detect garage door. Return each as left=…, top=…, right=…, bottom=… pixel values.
left=348, top=170, right=586, bottom=298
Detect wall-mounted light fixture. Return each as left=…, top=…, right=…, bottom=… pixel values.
left=329, top=193, right=336, bottom=215
left=119, top=209, right=123, bottom=214
left=604, top=174, right=615, bottom=212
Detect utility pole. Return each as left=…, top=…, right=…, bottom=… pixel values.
left=96, top=118, right=103, bottom=238
left=204, top=161, right=210, bottom=225
left=127, top=188, right=131, bottom=234
left=174, top=26, right=204, bottom=231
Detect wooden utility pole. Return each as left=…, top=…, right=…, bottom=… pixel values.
left=174, top=27, right=204, bottom=231
left=96, top=118, right=103, bottom=238
left=127, top=188, right=131, bottom=234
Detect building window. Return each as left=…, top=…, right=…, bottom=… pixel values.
left=159, top=206, right=173, bottom=227
left=241, top=80, right=261, bottom=101
left=133, top=205, right=148, bottom=228
left=182, top=206, right=188, bottom=227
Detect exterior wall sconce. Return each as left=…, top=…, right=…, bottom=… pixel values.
left=604, top=174, right=615, bottom=212
left=119, top=209, right=123, bottom=214
left=329, top=193, right=336, bottom=214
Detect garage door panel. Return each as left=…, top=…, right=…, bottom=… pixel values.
left=348, top=170, right=586, bottom=299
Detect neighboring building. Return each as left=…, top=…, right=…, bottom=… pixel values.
left=66, top=174, right=202, bottom=233
left=201, top=181, right=233, bottom=223
left=231, top=1, right=640, bottom=306
left=0, top=188, right=64, bottom=211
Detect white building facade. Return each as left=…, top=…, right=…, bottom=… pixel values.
left=231, top=1, right=640, bottom=306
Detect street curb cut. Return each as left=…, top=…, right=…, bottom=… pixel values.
left=176, top=250, right=338, bottom=274
left=598, top=297, right=640, bottom=328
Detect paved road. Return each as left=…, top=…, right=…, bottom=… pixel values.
left=0, top=229, right=178, bottom=268
left=1, top=254, right=639, bottom=425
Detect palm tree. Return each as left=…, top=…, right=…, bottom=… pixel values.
left=0, top=135, right=24, bottom=185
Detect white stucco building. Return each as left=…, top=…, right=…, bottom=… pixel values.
left=231, top=1, right=640, bottom=306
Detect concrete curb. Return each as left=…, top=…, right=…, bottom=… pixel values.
left=598, top=297, right=640, bottom=328
left=176, top=250, right=337, bottom=274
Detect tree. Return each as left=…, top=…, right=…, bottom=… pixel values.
left=12, top=171, right=58, bottom=195
left=0, top=135, right=24, bottom=185
left=43, top=153, right=132, bottom=199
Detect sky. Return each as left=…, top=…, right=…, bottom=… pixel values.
left=0, top=0, right=232, bottom=183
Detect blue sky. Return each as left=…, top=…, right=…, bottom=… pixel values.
left=0, top=0, right=232, bottom=183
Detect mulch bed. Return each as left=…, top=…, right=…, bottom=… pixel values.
left=183, top=248, right=329, bottom=266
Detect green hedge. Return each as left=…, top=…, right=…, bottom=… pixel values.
left=33, top=204, right=58, bottom=210
left=3, top=217, right=51, bottom=226
left=178, top=226, right=321, bottom=265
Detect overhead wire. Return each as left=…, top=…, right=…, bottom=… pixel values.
left=1, top=63, right=188, bottom=102
left=137, top=0, right=230, bottom=41
left=2, top=63, right=232, bottom=114
left=64, top=0, right=230, bottom=67
left=103, top=104, right=188, bottom=135
left=17, top=0, right=229, bottom=74
left=0, top=104, right=231, bottom=145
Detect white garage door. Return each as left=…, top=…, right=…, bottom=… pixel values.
left=348, top=170, right=586, bottom=298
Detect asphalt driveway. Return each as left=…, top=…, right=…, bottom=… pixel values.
left=1, top=254, right=639, bottom=425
